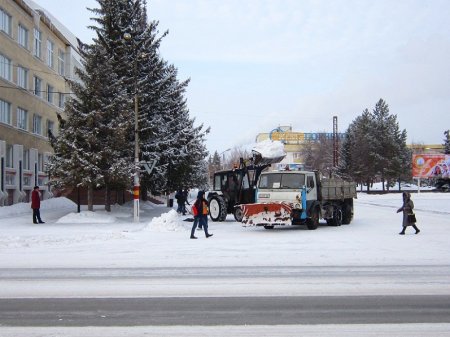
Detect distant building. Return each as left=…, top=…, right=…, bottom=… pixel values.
left=0, top=0, right=82, bottom=205
left=255, top=126, right=345, bottom=169
left=256, top=126, right=445, bottom=171
left=408, top=143, right=444, bottom=154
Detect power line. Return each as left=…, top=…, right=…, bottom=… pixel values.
left=0, top=84, right=74, bottom=95
left=0, top=59, right=78, bottom=81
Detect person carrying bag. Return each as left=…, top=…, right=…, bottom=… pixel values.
left=397, top=192, right=420, bottom=235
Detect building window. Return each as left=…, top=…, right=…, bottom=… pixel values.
left=58, top=92, right=65, bottom=109
left=0, top=8, right=12, bottom=35
left=33, top=76, right=42, bottom=97
left=0, top=53, right=12, bottom=81
left=23, top=148, right=30, bottom=170
left=46, top=39, right=54, bottom=68
left=33, top=114, right=42, bottom=135
left=47, top=84, right=54, bottom=103
left=33, top=28, right=42, bottom=58
left=58, top=49, right=65, bottom=76
left=0, top=99, right=11, bottom=125
left=47, top=120, right=54, bottom=137
left=38, top=153, right=44, bottom=172
left=17, top=66, right=28, bottom=89
left=17, top=107, right=28, bottom=130
left=5, top=144, right=13, bottom=168
left=18, top=24, right=28, bottom=49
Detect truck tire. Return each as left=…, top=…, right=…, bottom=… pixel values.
left=342, top=201, right=353, bottom=225
left=209, top=196, right=227, bottom=222
left=330, top=207, right=342, bottom=226
left=234, top=206, right=243, bottom=222
left=306, top=207, right=319, bottom=230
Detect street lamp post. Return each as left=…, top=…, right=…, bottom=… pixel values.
left=124, top=32, right=140, bottom=222
left=221, top=148, right=231, bottom=170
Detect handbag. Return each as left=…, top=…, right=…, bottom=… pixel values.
left=407, top=213, right=417, bottom=223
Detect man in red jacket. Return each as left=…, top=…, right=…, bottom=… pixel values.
left=31, top=186, right=45, bottom=224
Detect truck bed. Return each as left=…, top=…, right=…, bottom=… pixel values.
left=320, top=179, right=357, bottom=200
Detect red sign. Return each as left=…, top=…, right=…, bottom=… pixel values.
left=412, top=154, right=450, bottom=178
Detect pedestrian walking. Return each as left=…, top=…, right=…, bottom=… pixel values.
left=190, top=190, right=213, bottom=239
left=397, top=192, right=420, bottom=235
left=31, top=186, right=45, bottom=224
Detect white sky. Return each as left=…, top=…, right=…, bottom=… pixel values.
left=33, top=0, right=450, bottom=154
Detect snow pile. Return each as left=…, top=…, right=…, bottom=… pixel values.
left=252, top=139, right=286, bottom=159
left=1, top=197, right=76, bottom=217
left=56, top=211, right=117, bottom=224
left=146, top=209, right=190, bottom=232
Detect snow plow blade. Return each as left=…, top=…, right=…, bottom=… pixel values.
left=241, top=202, right=292, bottom=226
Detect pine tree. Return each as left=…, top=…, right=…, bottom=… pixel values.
left=444, top=130, right=450, bottom=154
left=49, top=0, right=210, bottom=207
left=48, top=39, right=130, bottom=211
left=339, top=100, right=410, bottom=191
left=339, top=109, right=377, bottom=191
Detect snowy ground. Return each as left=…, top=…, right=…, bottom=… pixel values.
left=1, top=190, right=450, bottom=336
left=1, top=191, right=449, bottom=270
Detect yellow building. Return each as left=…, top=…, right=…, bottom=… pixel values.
left=256, top=126, right=444, bottom=171
left=256, top=126, right=343, bottom=170
left=0, top=0, right=81, bottom=205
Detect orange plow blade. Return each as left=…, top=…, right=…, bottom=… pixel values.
left=241, top=202, right=292, bottom=226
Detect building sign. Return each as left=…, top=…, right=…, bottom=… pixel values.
left=412, top=154, right=450, bottom=178
left=270, top=131, right=344, bottom=144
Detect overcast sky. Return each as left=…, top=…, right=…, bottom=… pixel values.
left=34, top=0, right=450, bottom=154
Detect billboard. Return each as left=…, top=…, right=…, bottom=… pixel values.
left=412, top=154, right=450, bottom=178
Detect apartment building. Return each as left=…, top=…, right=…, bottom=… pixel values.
left=0, top=0, right=81, bottom=205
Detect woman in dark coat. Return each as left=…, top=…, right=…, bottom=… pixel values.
left=397, top=192, right=420, bottom=235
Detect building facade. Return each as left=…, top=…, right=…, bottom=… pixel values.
left=256, top=126, right=345, bottom=170
left=0, top=0, right=81, bottom=205
left=256, top=126, right=445, bottom=171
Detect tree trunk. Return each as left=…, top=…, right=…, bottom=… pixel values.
left=87, top=184, right=94, bottom=211
left=141, top=185, right=148, bottom=201
left=105, top=184, right=111, bottom=212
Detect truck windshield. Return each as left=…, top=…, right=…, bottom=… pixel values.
left=258, top=173, right=305, bottom=189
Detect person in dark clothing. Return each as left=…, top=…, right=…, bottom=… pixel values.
left=182, top=189, right=190, bottom=215
left=175, top=189, right=183, bottom=214
left=31, top=186, right=45, bottom=224
left=190, top=190, right=213, bottom=239
left=397, top=192, right=420, bottom=235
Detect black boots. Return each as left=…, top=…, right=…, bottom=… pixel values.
left=206, top=233, right=213, bottom=238
left=399, top=226, right=420, bottom=235
left=190, top=235, right=197, bottom=239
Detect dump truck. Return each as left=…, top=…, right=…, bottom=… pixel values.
left=241, top=170, right=357, bottom=229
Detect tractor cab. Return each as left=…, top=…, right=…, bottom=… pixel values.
left=208, top=151, right=286, bottom=222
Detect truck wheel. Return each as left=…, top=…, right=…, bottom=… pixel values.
left=342, top=203, right=353, bottom=225
left=306, top=208, right=319, bottom=230
left=234, top=206, right=243, bottom=222
left=330, top=208, right=342, bottom=226
left=209, top=196, right=227, bottom=222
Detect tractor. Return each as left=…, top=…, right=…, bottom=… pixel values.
left=207, top=151, right=285, bottom=222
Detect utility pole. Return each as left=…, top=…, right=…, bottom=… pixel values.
left=333, top=116, right=338, bottom=168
